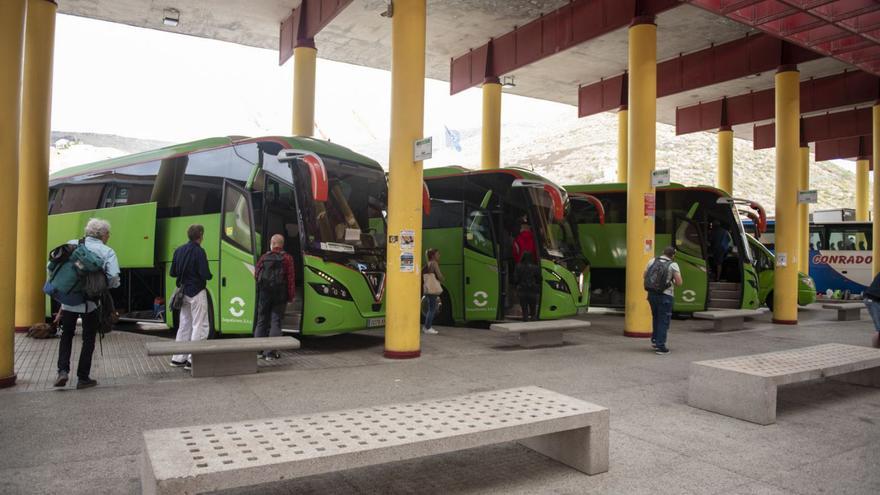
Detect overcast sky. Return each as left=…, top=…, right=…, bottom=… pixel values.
left=51, top=14, right=573, bottom=167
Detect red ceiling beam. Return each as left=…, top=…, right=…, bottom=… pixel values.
left=753, top=106, right=873, bottom=148
left=579, top=33, right=822, bottom=117
left=279, top=0, right=353, bottom=65
left=814, top=134, right=872, bottom=162
left=688, top=0, right=880, bottom=76
left=676, top=69, right=879, bottom=134
left=449, top=0, right=682, bottom=95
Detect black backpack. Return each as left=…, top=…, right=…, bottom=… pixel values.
left=644, top=257, right=672, bottom=294
left=258, top=252, right=287, bottom=300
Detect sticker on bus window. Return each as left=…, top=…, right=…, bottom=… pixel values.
left=320, top=242, right=355, bottom=253
left=225, top=226, right=234, bottom=236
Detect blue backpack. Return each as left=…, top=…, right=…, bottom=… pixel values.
left=44, top=239, right=107, bottom=306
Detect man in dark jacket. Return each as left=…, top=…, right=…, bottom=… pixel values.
left=253, top=234, right=295, bottom=360
left=169, top=224, right=213, bottom=369
left=863, top=271, right=880, bottom=348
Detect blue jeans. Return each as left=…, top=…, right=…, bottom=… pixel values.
left=648, top=292, right=674, bottom=348
left=424, top=295, right=439, bottom=329
left=865, top=299, right=880, bottom=332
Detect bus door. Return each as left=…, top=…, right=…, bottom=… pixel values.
left=673, top=209, right=708, bottom=312
left=219, top=180, right=258, bottom=333
left=463, top=204, right=500, bottom=320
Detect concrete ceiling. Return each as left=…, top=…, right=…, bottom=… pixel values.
left=59, top=0, right=855, bottom=140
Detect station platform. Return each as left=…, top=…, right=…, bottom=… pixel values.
left=1, top=305, right=878, bottom=494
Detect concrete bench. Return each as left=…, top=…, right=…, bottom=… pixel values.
left=141, top=386, right=609, bottom=494
left=490, top=319, right=590, bottom=348
left=692, top=309, right=767, bottom=331
left=822, top=303, right=864, bottom=321
left=687, top=343, right=880, bottom=425
left=145, top=337, right=300, bottom=378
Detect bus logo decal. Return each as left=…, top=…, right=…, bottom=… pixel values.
left=473, top=291, right=488, bottom=307
left=229, top=297, right=246, bottom=317
left=681, top=290, right=696, bottom=303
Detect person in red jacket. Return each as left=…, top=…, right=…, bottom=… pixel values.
left=253, top=234, right=295, bottom=360
left=513, top=222, right=537, bottom=264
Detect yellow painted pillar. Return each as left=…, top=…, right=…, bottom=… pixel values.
left=384, top=0, right=426, bottom=358
left=798, top=146, right=810, bottom=275
left=856, top=159, right=869, bottom=221
left=873, top=103, right=880, bottom=277
left=773, top=66, right=800, bottom=325
left=0, top=0, right=26, bottom=388
left=292, top=42, right=317, bottom=137
left=624, top=17, right=656, bottom=338
left=15, top=0, right=56, bottom=334
left=717, top=127, right=733, bottom=194
left=617, top=107, right=628, bottom=182
left=481, top=78, right=501, bottom=170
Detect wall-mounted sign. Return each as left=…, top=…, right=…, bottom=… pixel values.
left=652, top=169, right=670, bottom=187
left=413, top=137, right=433, bottom=162
left=798, top=190, right=818, bottom=204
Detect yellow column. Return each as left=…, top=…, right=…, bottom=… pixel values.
left=873, top=103, right=880, bottom=277
left=773, top=66, right=800, bottom=324
left=855, top=159, right=869, bottom=221
left=15, top=0, right=56, bottom=334
left=384, top=0, right=426, bottom=358
left=0, top=0, right=26, bottom=388
left=481, top=79, right=501, bottom=170
left=617, top=107, right=628, bottom=182
left=624, top=17, right=656, bottom=338
left=292, top=43, right=317, bottom=137
left=717, top=127, right=733, bottom=194
left=798, top=146, right=810, bottom=275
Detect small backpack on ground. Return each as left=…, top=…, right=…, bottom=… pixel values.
left=644, top=257, right=672, bottom=294
left=258, top=252, right=287, bottom=302
left=26, top=322, right=58, bottom=339
left=43, top=239, right=107, bottom=306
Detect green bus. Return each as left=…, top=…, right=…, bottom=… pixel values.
left=422, top=167, right=589, bottom=323
left=47, top=136, right=388, bottom=336
left=565, top=183, right=761, bottom=312
left=747, top=234, right=817, bottom=309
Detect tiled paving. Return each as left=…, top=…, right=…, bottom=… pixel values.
left=2, top=304, right=879, bottom=494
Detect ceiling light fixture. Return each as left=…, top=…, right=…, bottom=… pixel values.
left=501, top=75, right=516, bottom=89
left=163, top=8, right=180, bottom=27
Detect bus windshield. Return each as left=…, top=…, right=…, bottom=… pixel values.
left=294, top=157, right=387, bottom=257
left=729, top=203, right=753, bottom=264
left=526, top=188, right=580, bottom=260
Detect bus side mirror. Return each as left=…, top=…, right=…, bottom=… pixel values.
left=302, top=155, right=328, bottom=202
left=543, top=184, right=565, bottom=221
left=423, top=181, right=431, bottom=216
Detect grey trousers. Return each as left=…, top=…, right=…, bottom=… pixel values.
left=254, top=292, right=287, bottom=356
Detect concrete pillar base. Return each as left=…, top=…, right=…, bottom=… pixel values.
left=384, top=350, right=421, bottom=359
left=623, top=331, right=651, bottom=338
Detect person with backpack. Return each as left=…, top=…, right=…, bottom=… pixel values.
left=515, top=251, right=542, bottom=321
left=169, top=224, right=213, bottom=369
left=862, top=270, right=880, bottom=349
left=644, top=246, right=683, bottom=355
left=422, top=248, right=444, bottom=335
left=253, top=234, right=295, bottom=360
left=52, top=218, right=120, bottom=389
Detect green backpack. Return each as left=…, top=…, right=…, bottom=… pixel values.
left=44, top=239, right=107, bottom=306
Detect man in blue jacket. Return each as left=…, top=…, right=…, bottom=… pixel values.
left=169, top=224, right=213, bottom=369
left=863, top=271, right=880, bottom=348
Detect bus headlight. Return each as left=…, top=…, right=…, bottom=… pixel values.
left=577, top=272, right=586, bottom=295
left=801, top=277, right=815, bottom=290
left=308, top=267, right=353, bottom=301
left=545, top=272, right=570, bottom=293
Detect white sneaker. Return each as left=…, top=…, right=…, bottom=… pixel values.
left=422, top=327, right=438, bottom=335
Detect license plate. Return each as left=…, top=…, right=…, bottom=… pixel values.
left=367, top=317, right=385, bottom=328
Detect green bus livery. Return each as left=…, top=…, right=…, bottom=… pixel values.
left=565, top=183, right=761, bottom=312
left=47, top=136, right=388, bottom=336
left=747, top=234, right=817, bottom=309
left=423, top=167, right=588, bottom=323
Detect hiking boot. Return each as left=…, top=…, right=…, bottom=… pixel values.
left=184, top=361, right=192, bottom=371
left=655, top=347, right=670, bottom=355
left=76, top=378, right=98, bottom=389
left=169, top=360, right=186, bottom=368
left=53, top=372, right=68, bottom=388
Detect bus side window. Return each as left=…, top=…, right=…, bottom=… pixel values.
left=51, top=184, right=105, bottom=214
